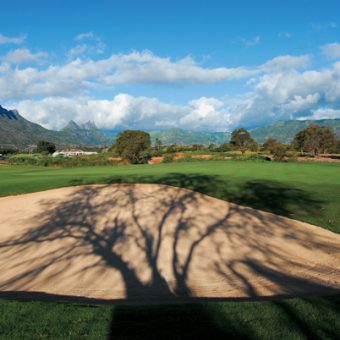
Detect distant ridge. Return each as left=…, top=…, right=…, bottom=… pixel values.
left=0, top=105, right=112, bottom=149
left=149, top=128, right=231, bottom=146
left=250, top=119, right=340, bottom=143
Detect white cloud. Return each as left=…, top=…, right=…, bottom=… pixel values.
left=0, top=33, right=25, bottom=44
left=0, top=50, right=259, bottom=100
left=305, top=108, right=340, bottom=120
left=67, top=42, right=106, bottom=59
left=102, top=52, right=256, bottom=84
left=321, top=43, right=340, bottom=60
left=261, top=55, right=310, bottom=72
left=69, top=32, right=106, bottom=58
left=2, top=47, right=340, bottom=131
left=228, top=61, right=340, bottom=127
left=241, top=36, right=260, bottom=48
left=75, top=32, right=94, bottom=41
left=12, top=94, right=189, bottom=130
left=11, top=61, right=340, bottom=133
left=2, top=48, right=48, bottom=64
left=179, top=97, right=230, bottom=130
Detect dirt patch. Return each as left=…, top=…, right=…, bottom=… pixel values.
left=148, top=157, right=164, bottom=164
left=192, top=154, right=213, bottom=159
left=0, top=184, right=339, bottom=303
left=297, top=155, right=340, bottom=163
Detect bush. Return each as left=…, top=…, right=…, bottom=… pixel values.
left=37, top=140, right=56, bottom=154
left=272, top=144, right=287, bottom=161
left=162, top=153, right=174, bottom=163
left=8, top=153, right=119, bottom=167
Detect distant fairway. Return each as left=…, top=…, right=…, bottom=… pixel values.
left=0, top=160, right=339, bottom=232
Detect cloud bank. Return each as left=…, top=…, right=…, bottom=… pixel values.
left=1, top=33, right=340, bottom=131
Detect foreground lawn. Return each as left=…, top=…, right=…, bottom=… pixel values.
left=0, top=160, right=339, bottom=232
left=0, top=295, right=339, bottom=339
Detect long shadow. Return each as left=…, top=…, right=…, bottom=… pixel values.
left=108, top=303, right=250, bottom=340
left=0, top=173, right=337, bottom=339
left=100, top=172, right=322, bottom=219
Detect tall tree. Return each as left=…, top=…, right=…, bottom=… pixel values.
left=155, top=138, right=162, bottom=151
left=116, top=130, right=151, bottom=163
left=36, top=140, right=56, bottom=154
left=230, top=128, right=257, bottom=154
left=263, top=137, right=278, bottom=152
left=293, top=124, right=336, bottom=156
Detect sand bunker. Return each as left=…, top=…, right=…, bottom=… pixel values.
left=0, top=184, right=339, bottom=303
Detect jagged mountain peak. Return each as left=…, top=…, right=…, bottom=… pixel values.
left=0, top=106, right=112, bottom=148
left=81, top=120, right=98, bottom=130
left=0, top=105, right=18, bottom=120
left=63, top=120, right=81, bottom=130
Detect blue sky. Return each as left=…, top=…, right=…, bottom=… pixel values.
left=0, top=0, right=340, bottom=131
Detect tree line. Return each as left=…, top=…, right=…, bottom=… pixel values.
left=113, top=124, right=339, bottom=163
left=29, top=124, right=339, bottom=164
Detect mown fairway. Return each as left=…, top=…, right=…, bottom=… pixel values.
left=0, top=160, right=339, bottom=339
left=0, top=160, right=339, bottom=232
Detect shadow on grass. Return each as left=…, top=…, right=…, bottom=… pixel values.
left=108, top=303, right=246, bottom=339
left=108, top=295, right=340, bottom=340
left=92, top=172, right=323, bottom=218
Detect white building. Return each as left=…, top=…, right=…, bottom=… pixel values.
left=52, top=150, right=98, bottom=157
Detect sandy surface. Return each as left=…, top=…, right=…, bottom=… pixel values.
left=0, top=184, right=339, bottom=303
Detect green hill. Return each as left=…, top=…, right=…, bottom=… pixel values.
left=149, top=128, right=230, bottom=146
left=0, top=105, right=112, bottom=149
left=250, top=119, right=340, bottom=143
left=59, top=120, right=112, bottom=147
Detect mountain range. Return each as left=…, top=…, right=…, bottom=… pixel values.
left=147, top=119, right=340, bottom=145
left=1, top=105, right=339, bottom=149
left=250, top=119, right=340, bottom=143
left=149, top=129, right=231, bottom=146
left=0, top=105, right=112, bottom=149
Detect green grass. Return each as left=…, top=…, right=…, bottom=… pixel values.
left=0, top=160, right=339, bottom=338
left=0, top=160, right=339, bottom=231
left=0, top=295, right=339, bottom=339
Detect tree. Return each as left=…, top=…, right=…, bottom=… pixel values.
left=293, top=124, right=337, bottom=156
left=218, top=143, right=232, bottom=152
left=272, top=143, right=287, bottom=161
left=155, top=138, right=162, bottom=151
left=208, top=144, right=217, bottom=151
left=36, top=140, right=56, bottom=154
left=116, top=130, right=151, bottom=163
left=263, top=137, right=278, bottom=152
left=230, top=128, right=257, bottom=154
left=192, top=144, right=204, bottom=151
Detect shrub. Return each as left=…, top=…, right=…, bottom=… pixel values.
left=272, top=144, right=287, bottom=161
left=162, top=153, right=174, bottom=163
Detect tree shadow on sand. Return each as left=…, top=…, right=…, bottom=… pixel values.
left=0, top=174, right=339, bottom=338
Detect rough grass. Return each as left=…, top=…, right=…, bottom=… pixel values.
left=0, top=160, right=339, bottom=339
